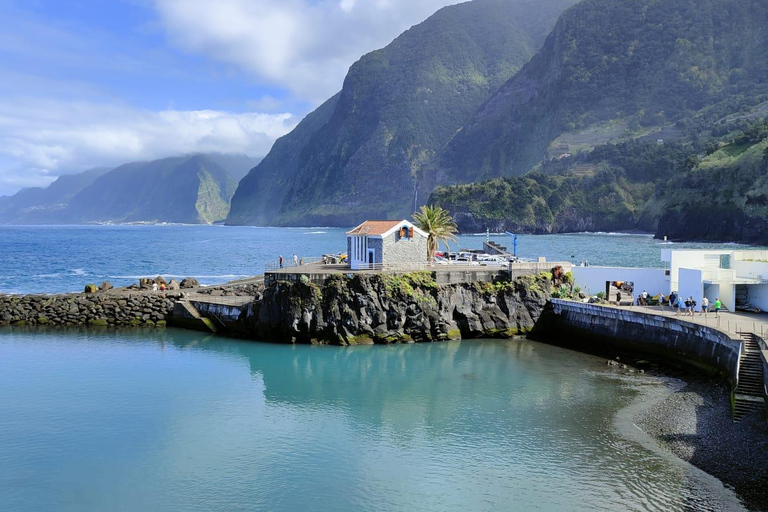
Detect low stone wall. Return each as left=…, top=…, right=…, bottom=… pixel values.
left=0, top=293, right=177, bottom=328
left=536, top=299, right=744, bottom=384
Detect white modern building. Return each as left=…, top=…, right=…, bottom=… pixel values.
left=346, top=220, right=429, bottom=270
left=572, top=249, right=768, bottom=312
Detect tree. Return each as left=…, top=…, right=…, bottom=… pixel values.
left=412, top=205, right=458, bottom=263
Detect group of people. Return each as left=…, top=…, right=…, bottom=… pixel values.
left=278, top=254, right=302, bottom=269
left=666, top=291, right=722, bottom=318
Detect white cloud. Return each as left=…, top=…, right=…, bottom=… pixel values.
left=0, top=99, right=296, bottom=196
left=153, top=0, right=463, bottom=103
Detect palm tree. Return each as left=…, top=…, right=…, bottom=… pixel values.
left=412, top=205, right=458, bottom=263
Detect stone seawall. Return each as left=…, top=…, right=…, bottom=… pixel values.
left=0, top=293, right=177, bottom=328
left=536, top=299, right=744, bottom=383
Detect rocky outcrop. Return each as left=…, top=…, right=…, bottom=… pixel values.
left=452, top=210, right=637, bottom=236
left=252, top=273, right=553, bottom=345
left=0, top=293, right=178, bottom=328
left=657, top=206, right=768, bottom=244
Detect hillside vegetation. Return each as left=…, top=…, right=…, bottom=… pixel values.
left=0, top=154, right=257, bottom=225
left=227, top=0, right=578, bottom=226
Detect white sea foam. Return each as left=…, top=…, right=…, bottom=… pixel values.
left=108, top=274, right=250, bottom=280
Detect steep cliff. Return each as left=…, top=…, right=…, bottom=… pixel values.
left=227, top=0, right=578, bottom=226
left=252, top=272, right=554, bottom=345
left=435, top=0, right=768, bottom=183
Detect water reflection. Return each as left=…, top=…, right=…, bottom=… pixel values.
left=0, top=327, right=747, bottom=512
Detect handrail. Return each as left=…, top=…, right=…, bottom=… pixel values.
left=265, top=257, right=324, bottom=272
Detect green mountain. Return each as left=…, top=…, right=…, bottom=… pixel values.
left=430, top=0, right=768, bottom=241
left=227, top=0, right=578, bottom=226
left=0, top=153, right=257, bottom=225
left=0, top=168, right=110, bottom=224
left=436, top=0, right=768, bottom=181
left=66, top=155, right=239, bottom=224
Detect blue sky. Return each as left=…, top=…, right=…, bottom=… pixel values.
left=0, top=0, right=460, bottom=195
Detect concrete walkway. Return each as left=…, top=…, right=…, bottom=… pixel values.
left=618, top=303, right=768, bottom=338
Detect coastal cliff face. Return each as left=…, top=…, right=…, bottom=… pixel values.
left=253, top=273, right=554, bottom=345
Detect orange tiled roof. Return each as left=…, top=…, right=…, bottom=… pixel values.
left=346, top=220, right=404, bottom=236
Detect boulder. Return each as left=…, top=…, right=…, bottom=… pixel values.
left=100, top=281, right=114, bottom=292
left=153, top=276, right=167, bottom=286
left=167, top=279, right=180, bottom=291
left=84, top=283, right=99, bottom=294
left=139, top=278, right=154, bottom=290
left=180, top=278, right=200, bottom=289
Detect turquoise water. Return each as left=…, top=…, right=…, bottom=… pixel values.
left=0, top=225, right=759, bottom=294
left=0, top=328, right=745, bottom=511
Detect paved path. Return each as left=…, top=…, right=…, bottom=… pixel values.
left=619, top=303, right=768, bottom=338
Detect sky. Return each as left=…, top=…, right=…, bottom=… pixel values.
left=0, top=0, right=463, bottom=196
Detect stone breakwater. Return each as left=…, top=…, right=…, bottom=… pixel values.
left=0, top=293, right=178, bottom=328
left=252, top=273, right=555, bottom=345
left=0, top=272, right=556, bottom=344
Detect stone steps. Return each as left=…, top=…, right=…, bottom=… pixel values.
left=734, top=332, right=766, bottom=421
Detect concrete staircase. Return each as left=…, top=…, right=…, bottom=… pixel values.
left=172, top=301, right=218, bottom=333
left=733, top=332, right=765, bottom=421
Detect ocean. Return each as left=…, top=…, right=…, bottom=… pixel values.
left=0, top=329, right=745, bottom=511
left=0, top=225, right=755, bottom=294
left=0, top=225, right=757, bottom=511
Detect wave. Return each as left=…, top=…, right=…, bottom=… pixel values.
left=31, top=269, right=88, bottom=279
left=303, top=231, right=328, bottom=234
left=107, top=274, right=251, bottom=280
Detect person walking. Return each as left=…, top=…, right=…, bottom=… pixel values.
left=684, top=297, right=692, bottom=316
left=714, top=298, right=722, bottom=318
left=279, top=255, right=284, bottom=269
left=293, top=254, right=298, bottom=267
left=676, top=296, right=683, bottom=316
left=640, top=290, right=648, bottom=306
left=701, top=297, right=709, bottom=317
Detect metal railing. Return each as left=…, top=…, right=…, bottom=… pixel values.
left=265, top=257, right=323, bottom=272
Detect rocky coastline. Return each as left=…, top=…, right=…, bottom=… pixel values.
left=251, top=272, right=555, bottom=344
left=635, top=375, right=768, bottom=511
left=0, top=277, right=263, bottom=329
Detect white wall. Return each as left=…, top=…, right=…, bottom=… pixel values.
left=731, top=260, right=768, bottom=281
left=678, top=268, right=704, bottom=311
left=572, top=267, right=668, bottom=299
left=744, top=284, right=768, bottom=312
left=720, top=283, right=735, bottom=312
left=669, top=251, right=727, bottom=292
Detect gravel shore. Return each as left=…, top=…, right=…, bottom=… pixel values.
left=635, top=376, right=768, bottom=511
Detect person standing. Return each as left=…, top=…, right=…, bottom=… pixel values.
left=293, top=254, right=298, bottom=267
left=676, top=296, right=683, bottom=316
left=616, top=290, right=622, bottom=306
left=701, top=297, right=709, bottom=316
left=714, top=298, right=722, bottom=317
left=279, top=255, right=284, bottom=269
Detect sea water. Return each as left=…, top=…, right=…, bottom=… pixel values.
left=0, top=225, right=759, bottom=294
left=0, top=226, right=756, bottom=510
left=0, top=329, right=745, bottom=511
